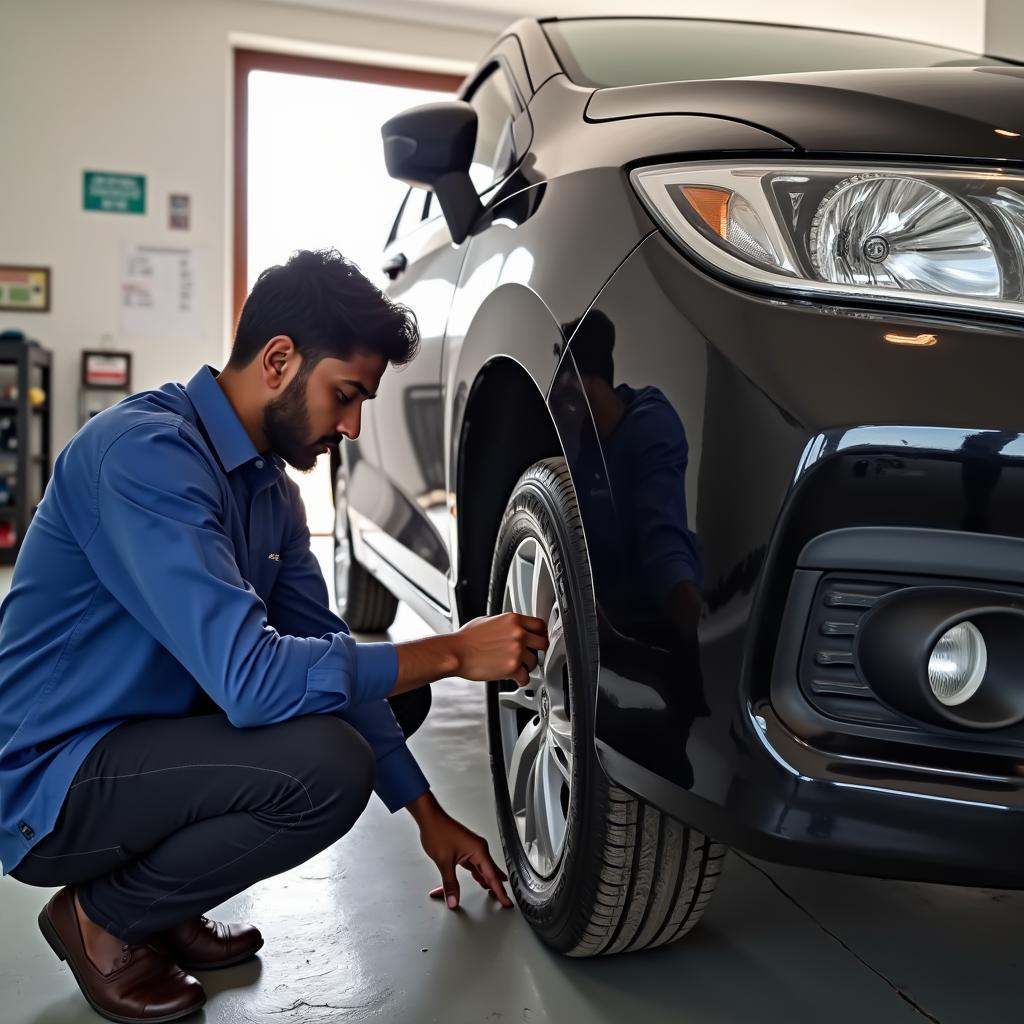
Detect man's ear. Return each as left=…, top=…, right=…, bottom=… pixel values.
left=263, top=336, right=295, bottom=385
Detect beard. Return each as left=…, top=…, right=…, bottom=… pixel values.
left=262, top=365, right=323, bottom=472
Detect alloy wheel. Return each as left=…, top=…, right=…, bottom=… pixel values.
left=499, top=536, right=572, bottom=877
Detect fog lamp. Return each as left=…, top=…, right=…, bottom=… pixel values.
left=928, top=621, right=987, bottom=706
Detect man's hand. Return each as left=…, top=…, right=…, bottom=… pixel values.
left=407, top=792, right=513, bottom=910
left=391, top=612, right=548, bottom=696
left=451, top=613, right=548, bottom=687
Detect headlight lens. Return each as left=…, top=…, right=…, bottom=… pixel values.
left=810, top=174, right=999, bottom=296
left=631, top=161, right=1024, bottom=319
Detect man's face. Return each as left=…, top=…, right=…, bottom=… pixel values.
left=263, top=350, right=387, bottom=471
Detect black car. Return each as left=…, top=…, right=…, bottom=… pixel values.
left=330, top=16, right=1024, bottom=957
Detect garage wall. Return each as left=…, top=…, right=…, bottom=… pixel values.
left=0, top=0, right=488, bottom=454
left=662, top=0, right=988, bottom=51
left=296, top=0, right=990, bottom=53
left=986, top=0, right=1024, bottom=58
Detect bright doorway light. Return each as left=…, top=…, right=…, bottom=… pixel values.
left=247, top=69, right=451, bottom=534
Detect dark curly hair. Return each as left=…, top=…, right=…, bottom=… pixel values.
left=228, top=248, right=419, bottom=371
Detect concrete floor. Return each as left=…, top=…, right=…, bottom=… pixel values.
left=2, top=544, right=1023, bottom=1023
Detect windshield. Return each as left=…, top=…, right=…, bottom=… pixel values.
left=542, top=18, right=1013, bottom=88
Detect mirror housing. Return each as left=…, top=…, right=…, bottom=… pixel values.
left=381, top=101, right=484, bottom=244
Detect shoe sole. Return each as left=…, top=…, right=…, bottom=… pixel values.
left=176, top=936, right=265, bottom=972
left=38, top=906, right=206, bottom=1024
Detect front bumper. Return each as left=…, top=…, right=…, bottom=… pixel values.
left=554, top=230, right=1024, bottom=887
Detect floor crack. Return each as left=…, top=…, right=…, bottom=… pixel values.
left=267, top=999, right=352, bottom=1014
left=737, top=853, right=942, bottom=1024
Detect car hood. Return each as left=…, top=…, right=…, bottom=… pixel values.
left=584, top=66, right=1024, bottom=163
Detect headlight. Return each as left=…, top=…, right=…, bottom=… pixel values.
left=631, top=161, right=1024, bottom=320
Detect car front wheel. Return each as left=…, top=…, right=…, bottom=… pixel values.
left=486, top=457, right=725, bottom=956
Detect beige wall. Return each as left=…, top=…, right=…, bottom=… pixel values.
left=300, top=0, right=990, bottom=52
left=987, top=0, right=1024, bottom=58
left=0, top=0, right=489, bottom=453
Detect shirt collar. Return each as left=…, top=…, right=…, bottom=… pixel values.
left=184, top=365, right=263, bottom=474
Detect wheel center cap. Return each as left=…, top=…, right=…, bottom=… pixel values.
left=540, top=690, right=550, bottom=719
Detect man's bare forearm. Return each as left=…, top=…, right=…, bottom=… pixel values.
left=389, top=635, right=461, bottom=697
left=385, top=612, right=550, bottom=699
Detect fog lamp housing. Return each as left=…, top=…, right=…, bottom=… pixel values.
left=855, top=588, right=1024, bottom=730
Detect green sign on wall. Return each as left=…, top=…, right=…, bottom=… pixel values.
left=83, top=171, right=146, bottom=214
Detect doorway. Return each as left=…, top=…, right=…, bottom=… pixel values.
left=233, top=49, right=461, bottom=544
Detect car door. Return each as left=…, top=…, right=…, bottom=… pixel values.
left=348, top=180, right=462, bottom=613
left=352, top=57, right=529, bottom=615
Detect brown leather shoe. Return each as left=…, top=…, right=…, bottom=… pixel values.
left=38, top=887, right=206, bottom=1024
left=151, top=915, right=264, bottom=971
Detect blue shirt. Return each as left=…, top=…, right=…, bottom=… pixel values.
left=0, top=365, right=429, bottom=874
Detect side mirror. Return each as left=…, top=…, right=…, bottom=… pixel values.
left=381, top=101, right=484, bottom=245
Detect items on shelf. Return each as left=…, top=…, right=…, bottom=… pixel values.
left=0, top=415, right=16, bottom=452
left=0, top=384, right=47, bottom=405
left=0, top=335, right=52, bottom=562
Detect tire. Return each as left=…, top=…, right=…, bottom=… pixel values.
left=333, top=466, right=398, bottom=633
left=486, top=457, right=725, bottom=956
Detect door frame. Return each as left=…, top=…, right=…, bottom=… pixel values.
left=232, top=48, right=464, bottom=327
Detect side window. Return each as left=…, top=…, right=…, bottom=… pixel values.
left=389, top=186, right=429, bottom=243
left=466, top=67, right=519, bottom=194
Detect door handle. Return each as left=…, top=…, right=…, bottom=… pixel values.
left=382, top=252, right=408, bottom=280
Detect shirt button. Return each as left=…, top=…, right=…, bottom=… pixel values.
left=255, top=459, right=264, bottom=469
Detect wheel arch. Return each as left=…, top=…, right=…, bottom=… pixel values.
left=454, top=354, right=565, bottom=625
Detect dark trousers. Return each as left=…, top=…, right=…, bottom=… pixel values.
left=10, top=688, right=431, bottom=942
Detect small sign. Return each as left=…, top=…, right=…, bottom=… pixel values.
left=82, top=350, right=132, bottom=389
left=168, top=193, right=191, bottom=230
left=119, top=243, right=204, bottom=339
left=83, top=171, right=146, bottom=214
left=0, top=266, right=50, bottom=312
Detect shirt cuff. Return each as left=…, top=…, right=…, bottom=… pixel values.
left=373, top=741, right=430, bottom=812
left=354, top=642, right=398, bottom=704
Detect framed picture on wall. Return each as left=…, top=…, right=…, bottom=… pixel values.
left=81, top=350, right=132, bottom=390
left=0, top=266, right=51, bottom=312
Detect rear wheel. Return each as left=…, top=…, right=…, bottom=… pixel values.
left=486, top=457, right=725, bottom=956
left=333, top=467, right=398, bottom=633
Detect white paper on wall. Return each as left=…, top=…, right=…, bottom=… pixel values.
left=119, top=243, right=205, bottom=338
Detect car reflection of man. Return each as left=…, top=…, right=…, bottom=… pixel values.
left=961, top=429, right=1017, bottom=533
left=0, top=249, right=548, bottom=1024
left=557, top=311, right=707, bottom=785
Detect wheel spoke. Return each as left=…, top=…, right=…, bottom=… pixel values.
left=533, top=739, right=560, bottom=868
left=507, top=716, right=542, bottom=813
left=498, top=686, right=537, bottom=713
left=543, top=626, right=566, bottom=692
left=521, top=758, right=541, bottom=853
left=547, top=600, right=562, bottom=640
left=547, top=709, right=573, bottom=779
left=512, top=543, right=535, bottom=616
left=531, top=549, right=556, bottom=625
